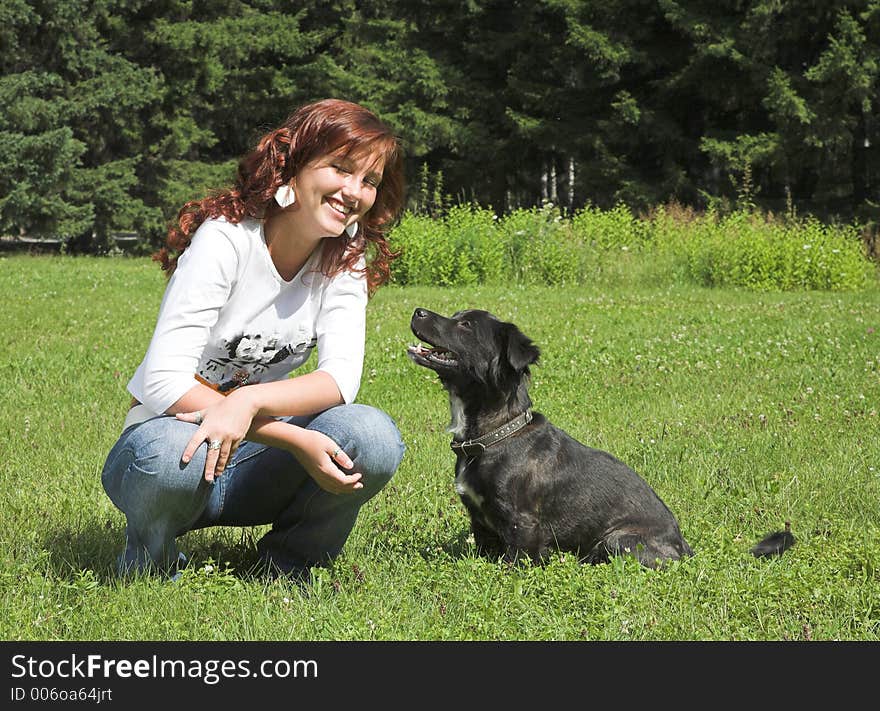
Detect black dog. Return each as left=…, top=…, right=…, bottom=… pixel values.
left=408, top=307, right=695, bottom=568
left=408, top=307, right=795, bottom=568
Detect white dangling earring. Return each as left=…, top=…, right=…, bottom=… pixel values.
left=274, top=184, right=296, bottom=208
left=345, top=222, right=359, bottom=238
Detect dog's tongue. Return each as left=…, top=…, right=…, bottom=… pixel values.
left=408, top=344, right=455, bottom=361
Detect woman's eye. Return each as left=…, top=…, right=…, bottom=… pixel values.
left=458, top=320, right=471, bottom=329
left=333, top=163, right=352, bottom=174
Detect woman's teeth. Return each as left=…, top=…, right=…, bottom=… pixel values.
left=327, top=199, right=351, bottom=216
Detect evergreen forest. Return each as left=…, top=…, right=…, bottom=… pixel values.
left=2, top=1, right=879, bottom=250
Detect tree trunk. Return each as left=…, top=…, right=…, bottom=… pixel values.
left=541, top=160, right=549, bottom=203
left=852, top=110, right=868, bottom=207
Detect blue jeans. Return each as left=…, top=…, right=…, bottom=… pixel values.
left=101, top=404, right=405, bottom=578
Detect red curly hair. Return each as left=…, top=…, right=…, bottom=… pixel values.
left=154, top=99, right=405, bottom=295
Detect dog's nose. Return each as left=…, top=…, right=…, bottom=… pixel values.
left=414, top=308, right=428, bottom=319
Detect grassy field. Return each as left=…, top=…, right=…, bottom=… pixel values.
left=1, top=253, right=878, bottom=641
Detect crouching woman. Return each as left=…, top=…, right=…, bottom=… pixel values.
left=101, top=99, right=406, bottom=580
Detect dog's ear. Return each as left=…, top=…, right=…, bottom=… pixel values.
left=504, top=323, right=540, bottom=372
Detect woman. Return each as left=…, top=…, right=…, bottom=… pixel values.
left=101, top=99, right=406, bottom=580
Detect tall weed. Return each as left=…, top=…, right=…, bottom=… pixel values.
left=655, top=210, right=875, bottom=291
left=498, top=205, right=582, bottom=285
left=388, top=201, right=877, bottom=291
left=570, top=202, right=644, bottom=250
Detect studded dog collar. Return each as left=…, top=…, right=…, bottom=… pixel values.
left=450, top=410, right=534, bottom=458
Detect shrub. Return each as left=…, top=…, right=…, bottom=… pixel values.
left=387, top=201, right=877, bottom=291
left=387, top=212, right=445, bottom=286
left=570, top=202, right=643, bottom=251
left=666, top=211, right=875, bottom=291
left=444, top=204, right=499, bottom=285
left=498, top=204, right=582, bottom=285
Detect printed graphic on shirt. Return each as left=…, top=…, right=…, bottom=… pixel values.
left=196, top=332, right=316, bottom=394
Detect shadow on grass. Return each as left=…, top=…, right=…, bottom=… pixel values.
left=39, top=512, right=487, bottom=588
left=436, top=529, right=475, bottom=559
left=39, top=521, right=125, bottom=584
left=410, top=528, right=479, bottom=564
left=363, top=512, right=477, bottom=563
left=40, top=521, right=265, bottom=585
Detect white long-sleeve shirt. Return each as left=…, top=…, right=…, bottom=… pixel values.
left=127, top=217, right=367, bottom=423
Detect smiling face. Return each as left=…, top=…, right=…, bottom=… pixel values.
left=287, top=149, right=385, bottom=239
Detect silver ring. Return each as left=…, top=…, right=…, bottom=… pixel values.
left=332, top=448, right=340, bottom=459
left=208, top=439, right=222, bottom=451
left=194, top=411, right=204, bottom=425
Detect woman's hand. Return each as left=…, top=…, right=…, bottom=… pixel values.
left=176, top=395, right=257, bottom=482
left=290, top=429, right=363, bottom=495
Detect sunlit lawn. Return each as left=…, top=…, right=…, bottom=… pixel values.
left=1, top=254, right=878, bottom=640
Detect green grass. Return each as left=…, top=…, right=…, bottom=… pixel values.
left=1, top=254, right=879, bottom=640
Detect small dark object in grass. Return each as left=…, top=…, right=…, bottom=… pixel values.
left=751, top=521, right=796, bottom=558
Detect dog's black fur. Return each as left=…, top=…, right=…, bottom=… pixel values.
left=409, top=307, right=795, bottom=568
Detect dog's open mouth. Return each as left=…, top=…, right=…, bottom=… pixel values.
left=407, top=343, right=459, bottom=368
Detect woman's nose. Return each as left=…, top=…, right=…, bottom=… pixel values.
left=340, top=174, right=362, bottom=201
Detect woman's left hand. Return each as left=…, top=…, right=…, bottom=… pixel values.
left=177, top=397, right=256, bottom=482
